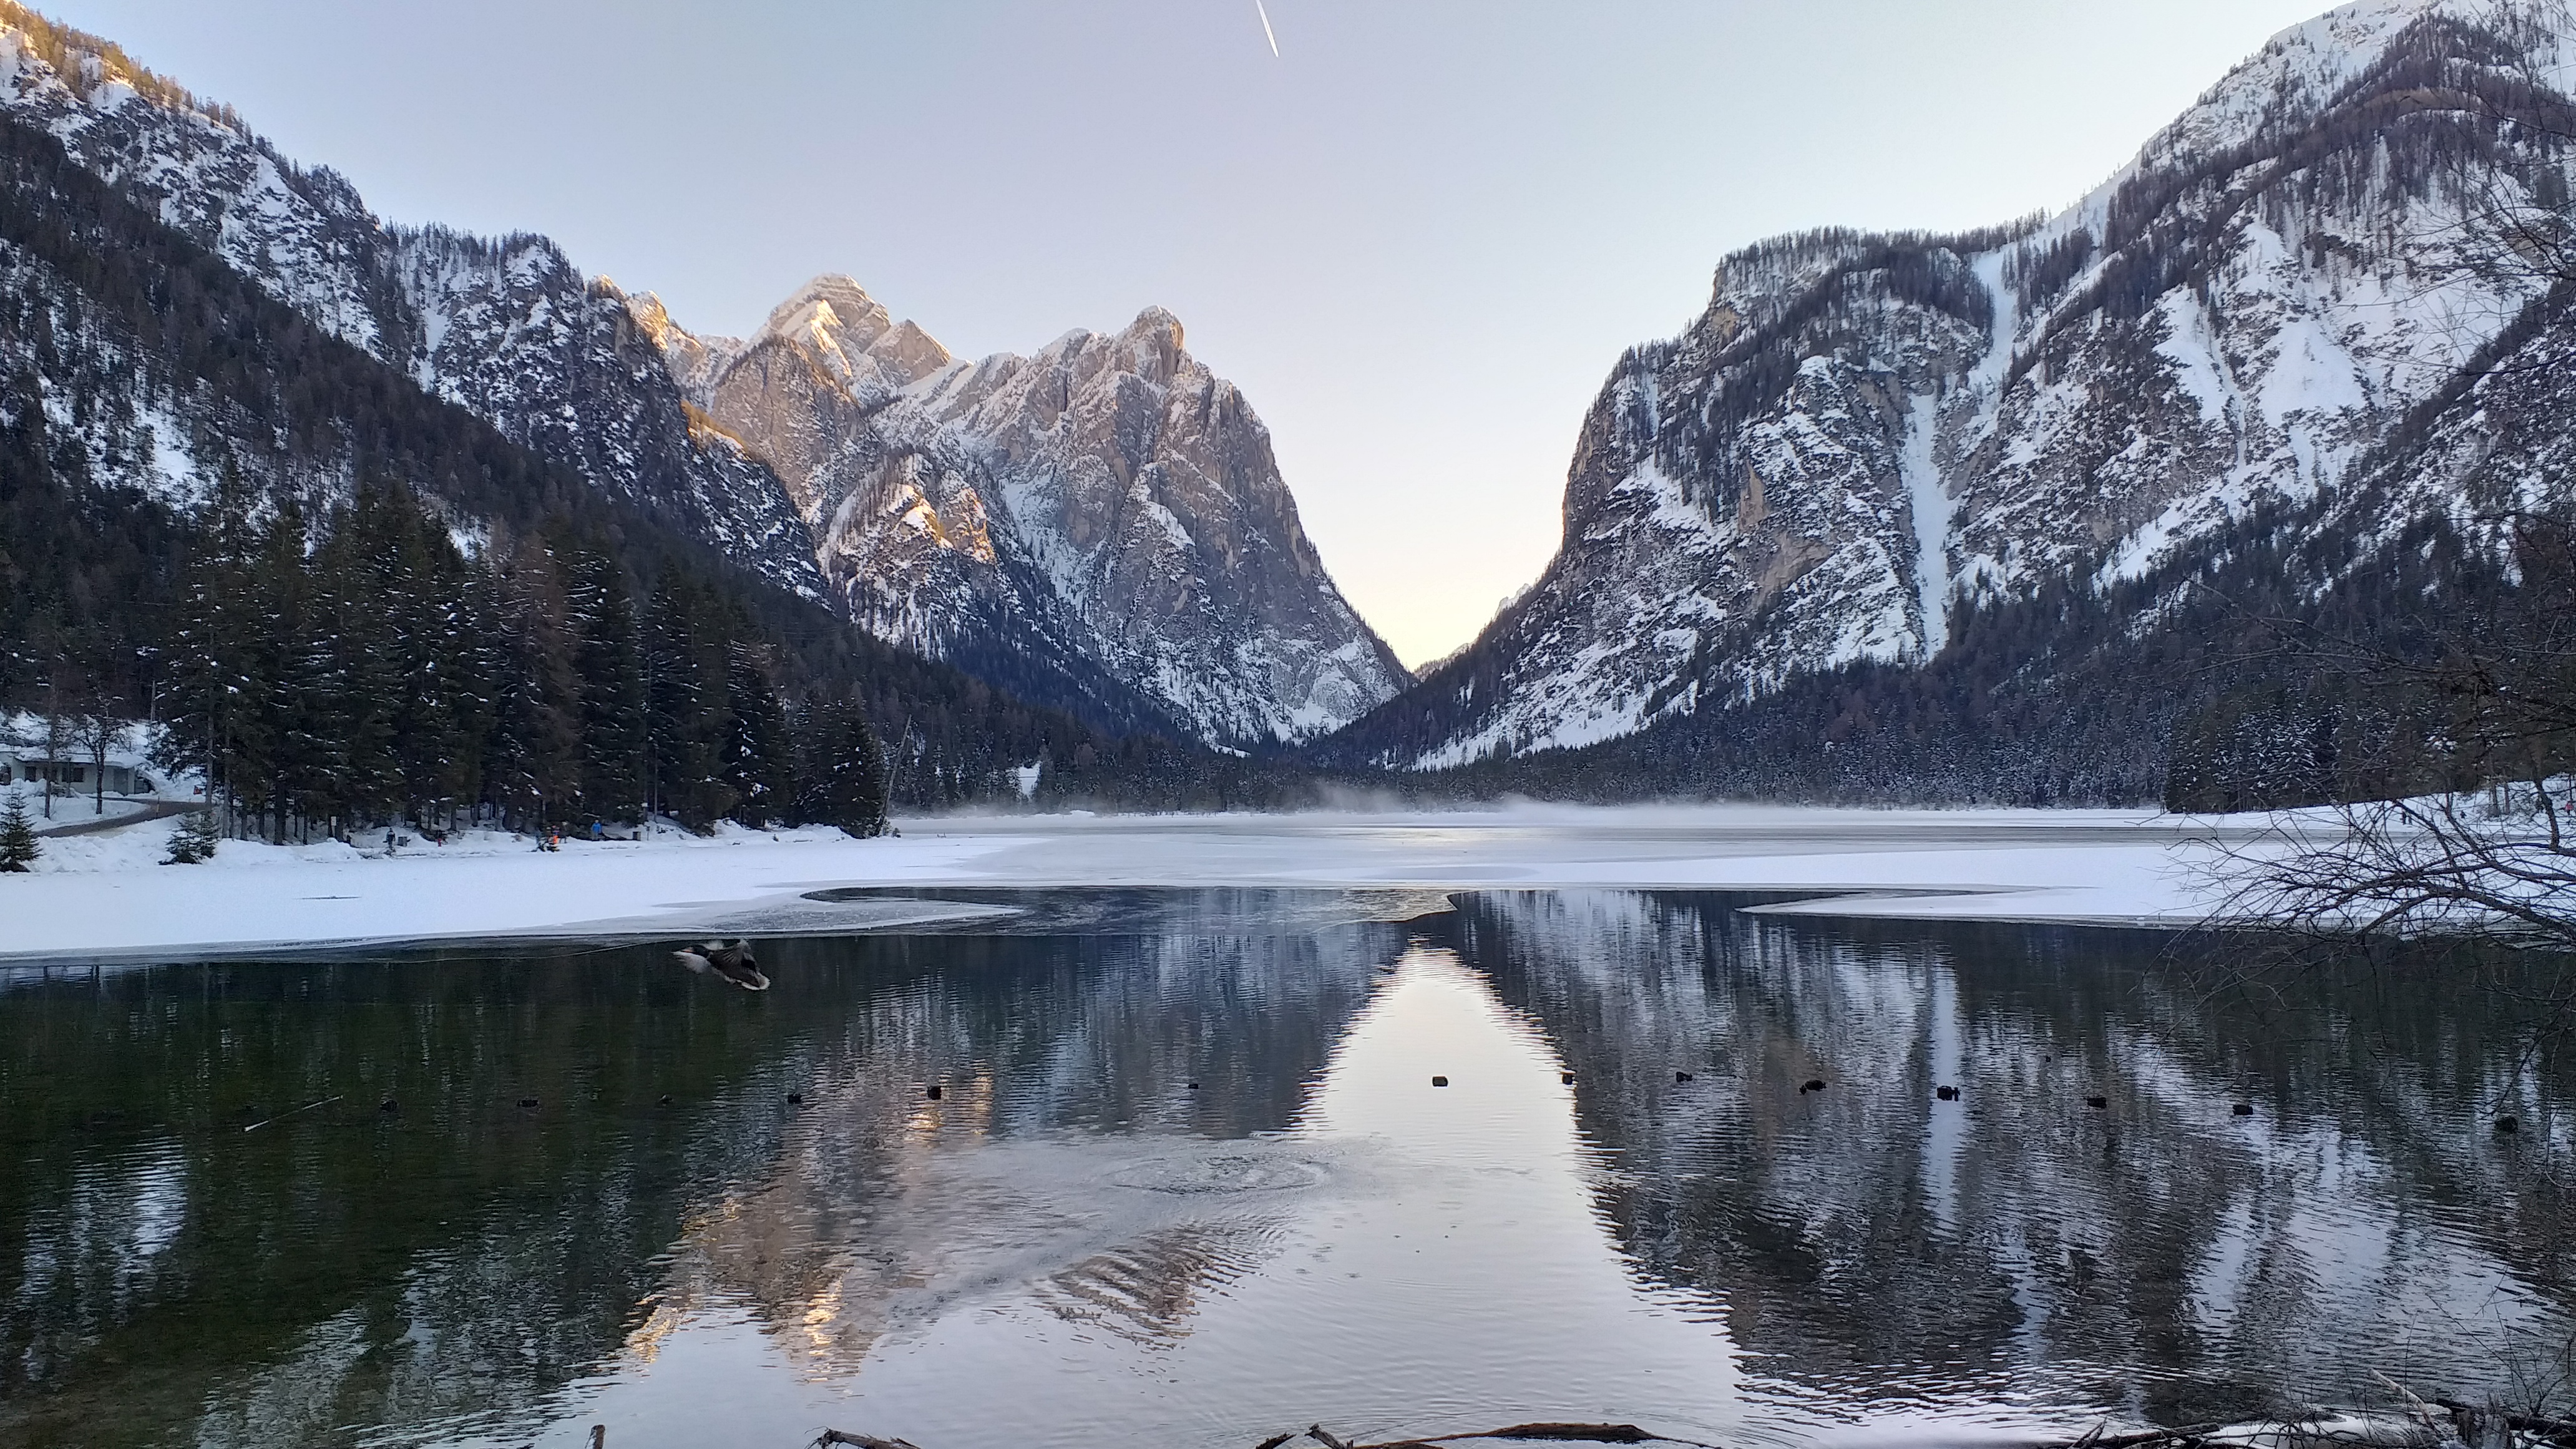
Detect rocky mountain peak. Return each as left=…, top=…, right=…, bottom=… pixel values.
left=758, top=273, right=887, bottom=344
left=658, top=274, right=1407, bottom=746
left=744, top=273, right=954, bottom=400
left=2143, top=0, right=2491, bottom=167
left=1116, top=305, right=1187, bottom=383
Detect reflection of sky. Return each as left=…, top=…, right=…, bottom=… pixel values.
left=547, top=945, right=1771, bottom=1448
left=14, top=892, right=2576, bottom=1449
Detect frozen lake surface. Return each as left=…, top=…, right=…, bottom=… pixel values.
left=7, top=803, right=2291, bottom=962
left=4, top=889, right=2567, bottom=1448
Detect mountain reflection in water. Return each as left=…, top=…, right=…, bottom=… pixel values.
left=2, top=889, right=2569, bottom=1449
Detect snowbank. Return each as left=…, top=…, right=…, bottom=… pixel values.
left=1, top=804, right=2281, bottom=964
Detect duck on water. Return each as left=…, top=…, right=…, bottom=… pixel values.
left=675, top=939, right=768, bottom=991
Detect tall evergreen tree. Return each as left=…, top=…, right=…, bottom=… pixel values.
left=799, top=693, right=890, bottom=838
left=721, top=641, right=793, bottom=827
left=485, top=535, right=582, bottom=832
left=411, top=519, right=489, bottom=828
left=564, top=542, right=645, bottom=826
left=353, top=486, right=477, bottom=826
left=644, top=577, right=728, bottom=831
left=251, top=498, right=321, bottom=842
left=156, top=459, right=266, bottom=836
left=309, top=498, right=400, bottom=826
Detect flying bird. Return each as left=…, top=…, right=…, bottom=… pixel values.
left=1254, top=0, right=1279, bottom=57
left=675, top=939, right=769, bottom=991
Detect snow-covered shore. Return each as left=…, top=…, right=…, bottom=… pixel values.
left=5, top=804, right=2283, bottom=964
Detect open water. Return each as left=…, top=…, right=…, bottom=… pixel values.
left=4, top=889, right=2571, bottom=1448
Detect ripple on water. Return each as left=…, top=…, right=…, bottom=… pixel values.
left=1109, top=1151, right=1334, bottom=1196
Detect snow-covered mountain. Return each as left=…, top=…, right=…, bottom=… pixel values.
left=632, top=278, right=1410, bottom=748
left=0, top=1, right=1402, bottom=748
left=0, top=10, right=822, bottom=598
left=1331, top=0, right=2576, bottom=770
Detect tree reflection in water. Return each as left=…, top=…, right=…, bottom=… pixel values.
left=1, top=889, right=2569, bottom=1449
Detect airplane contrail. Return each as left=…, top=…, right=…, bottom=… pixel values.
left=1254, top=0, right=1279, bottom=57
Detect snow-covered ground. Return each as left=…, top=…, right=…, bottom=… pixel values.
left=2, top=803, right=2293, bottom=964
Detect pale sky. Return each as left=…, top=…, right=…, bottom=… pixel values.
left=49, top=0, right=2336, bottom=666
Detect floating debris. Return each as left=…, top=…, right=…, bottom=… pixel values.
left=243, top=1095, right=341, bottom=1133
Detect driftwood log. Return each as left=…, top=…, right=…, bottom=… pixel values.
left=811, top=1432, right=927, bottom=1449
left=1257, top=1425, right=1705, bottom=1448
left=817, top=1425, right=1677, bottom=1449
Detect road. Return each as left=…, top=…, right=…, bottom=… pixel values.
left=33, top=798, right=203, bottom=839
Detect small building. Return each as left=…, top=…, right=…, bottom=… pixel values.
left=1, top=751, right=157, bottom=796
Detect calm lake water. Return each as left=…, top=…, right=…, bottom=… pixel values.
left=4, top=889, right=2572, bottom=1449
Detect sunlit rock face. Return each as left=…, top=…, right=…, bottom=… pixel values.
left=643, top=277, right=1413, bottom=747
left=1332, top=0, right=2576, bottom=769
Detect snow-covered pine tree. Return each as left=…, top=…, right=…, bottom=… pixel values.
left=0, top=791, right=38, bottom=871
left=799, top=695, right=889, bottom=839
left=425, top=540, right=497, bottom=829
left=261, top=499, right=352, bottom=842
left=358, top=485, right=476, bottom=827
left=163, top=807, right=217, bottom=864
